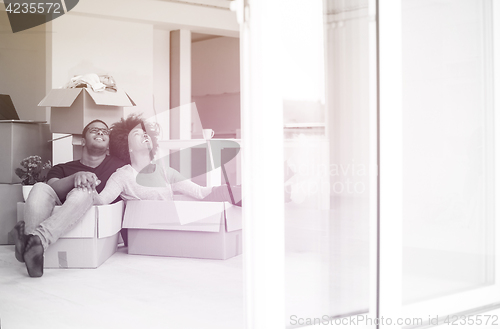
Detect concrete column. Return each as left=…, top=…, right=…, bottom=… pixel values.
left=170, top=30, right=192, bottom=177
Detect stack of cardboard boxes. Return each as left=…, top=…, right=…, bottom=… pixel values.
left=13, top=87, right=136, bottom=268
left=0, top=121, right=52, bottom=244
left=39, top=87, right=136, bottom=161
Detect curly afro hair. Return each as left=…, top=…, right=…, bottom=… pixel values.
left=109, top=114, right=159, bottom=164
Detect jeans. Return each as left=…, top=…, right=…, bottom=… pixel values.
left=24, top=182, right=94, bottom=250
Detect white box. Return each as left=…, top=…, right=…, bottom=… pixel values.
left=123, top=200, right=242, bottom=260
left=17, top=201, right=124, bottom=268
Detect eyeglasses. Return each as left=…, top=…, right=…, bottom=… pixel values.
left=88, top=128, right=110, bottom=135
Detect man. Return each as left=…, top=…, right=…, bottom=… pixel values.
left=9, top=119, right=126, bottom=277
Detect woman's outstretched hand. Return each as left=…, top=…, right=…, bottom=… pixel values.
left=203, top=184, right=242, bottom=206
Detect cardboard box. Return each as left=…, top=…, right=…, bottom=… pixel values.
left=38, top=88, right=135, bottom=134
left=123, top=200, right=242, bottom=260
left=0, top=184, right=23, bottom=244
left=0, top=122, right=52, bottom=184
left=17, top=201, right=124, bottom=268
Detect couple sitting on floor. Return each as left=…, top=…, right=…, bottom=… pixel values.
left=10, top=114, right=240, bottom=277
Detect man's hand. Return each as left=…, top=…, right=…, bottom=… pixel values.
left=73, top=172, right=100, bottom=192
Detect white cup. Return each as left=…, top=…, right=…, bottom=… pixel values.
left=202, top=128, right=215, bottom=140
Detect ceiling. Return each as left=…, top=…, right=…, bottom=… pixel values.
left=157, top=0, right=232, bottom=10
left=192, top=32, right=224, bottom=43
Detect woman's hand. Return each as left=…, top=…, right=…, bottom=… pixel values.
left=203, top=184, right=242, bottom=206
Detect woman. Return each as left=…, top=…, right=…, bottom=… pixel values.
left=93, top=114, right=238, bottom=205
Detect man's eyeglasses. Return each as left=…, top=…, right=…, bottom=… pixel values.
left=88, top=128, right=110, bottom=135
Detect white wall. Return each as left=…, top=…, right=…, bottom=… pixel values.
left=191, top=36, right=240, bottom=137
left=192, top=36, right=240, bottom=96
left=47, top=14, right=162, bottom=164
left=153, top=28, right=170, bottom=139
left=49, top=14, right=154, bottom=122
left=0, top=10, right=46, bottom=121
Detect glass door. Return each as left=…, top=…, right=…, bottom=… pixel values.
left=283, top=0, right=378, bottom=327
left=379, top=0, right=500, bottom=326
left=238, top=0, right=378, bottom=327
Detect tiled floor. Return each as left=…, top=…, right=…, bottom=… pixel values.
left=0, top=245, right=244, bottom=329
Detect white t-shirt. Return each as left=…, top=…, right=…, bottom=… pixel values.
left=93, top=164, right=212, bottom=205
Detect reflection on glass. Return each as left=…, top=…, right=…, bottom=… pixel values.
left=402, top=0, right=494, bottom=304
left=284, top=0, right=376, bottom=326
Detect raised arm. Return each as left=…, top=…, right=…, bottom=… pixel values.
left=166, top=167, right=212, bottom=200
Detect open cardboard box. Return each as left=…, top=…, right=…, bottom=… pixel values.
left=38, top=88, right=135, bottom=134
left=17, top=201, right=124, bottom=268
left=123, top=199, right=242, bottom=260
